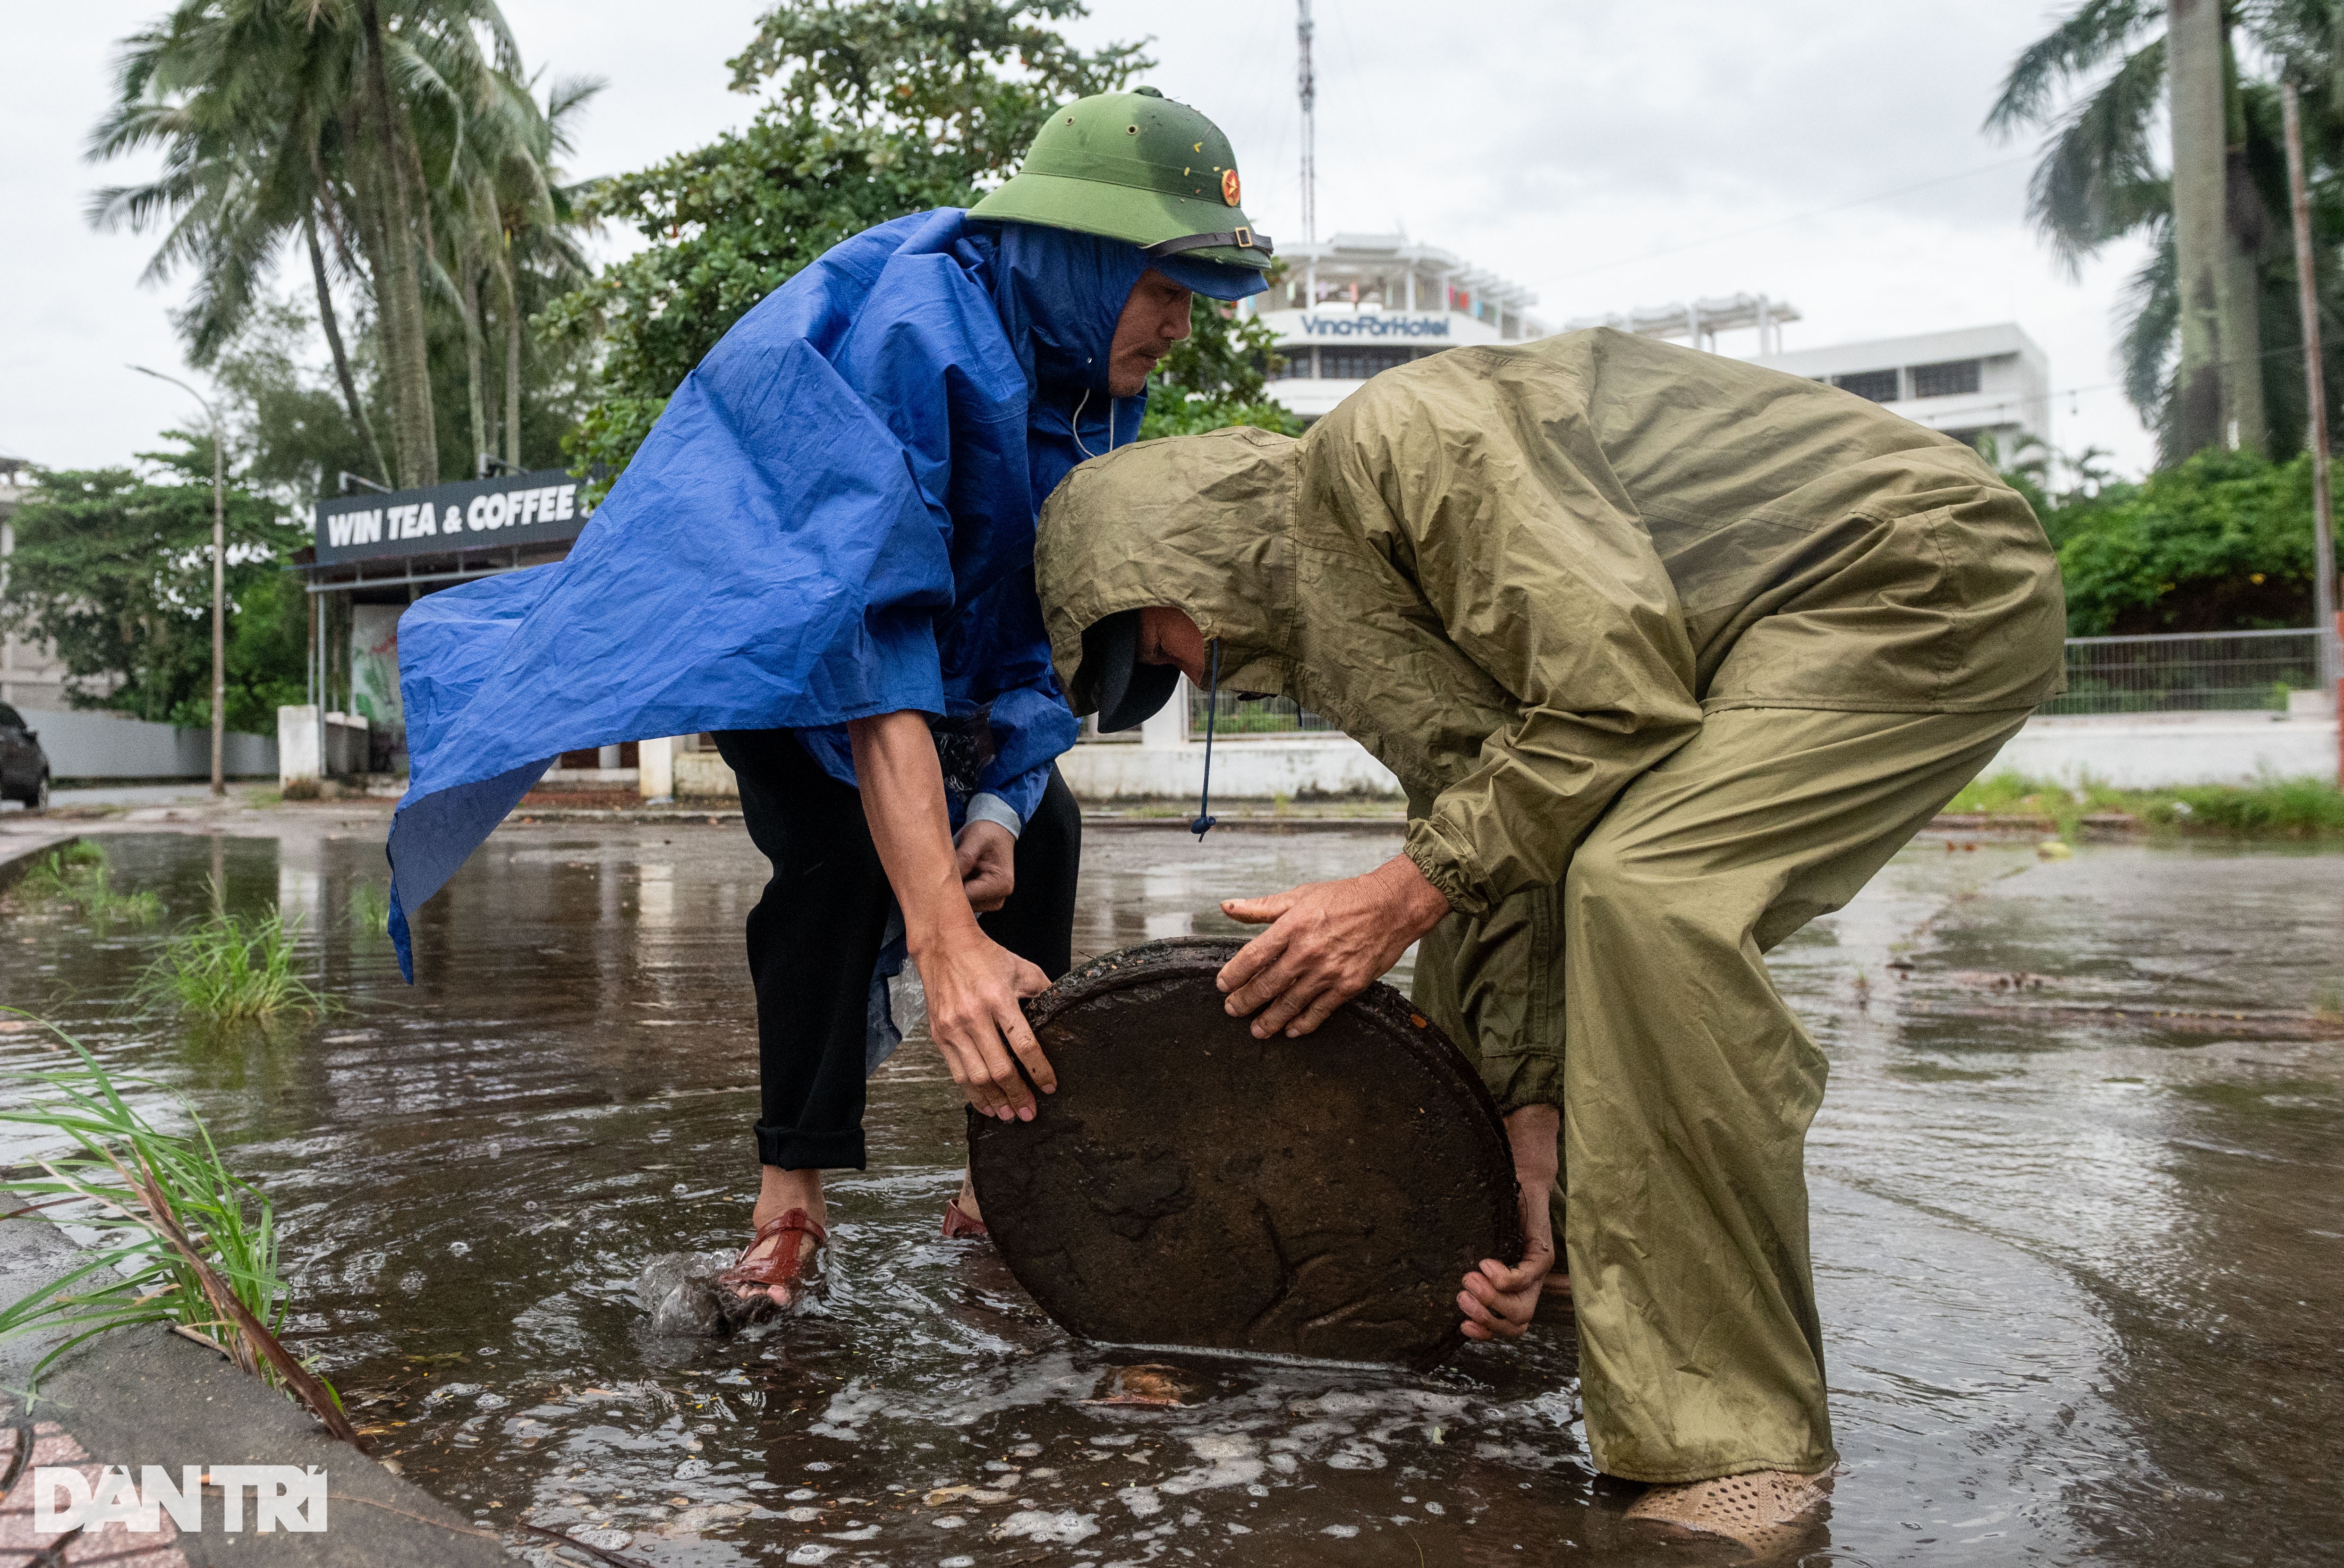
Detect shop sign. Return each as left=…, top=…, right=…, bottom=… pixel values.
left=312, top=467, right=593, bottom=566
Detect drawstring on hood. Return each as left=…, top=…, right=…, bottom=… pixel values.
left=1070, top=387, right=1120, bottom=459
left=1191, top=639, right=1222, bottom=838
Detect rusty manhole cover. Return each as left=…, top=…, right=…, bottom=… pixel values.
left=969, top=938, right=1521, bottom=1369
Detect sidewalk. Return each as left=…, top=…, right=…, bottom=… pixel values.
left=0, top=1218, right=509, bottom=1567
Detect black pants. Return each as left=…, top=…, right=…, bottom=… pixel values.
left=715, top=728, right=1081, bottom=1170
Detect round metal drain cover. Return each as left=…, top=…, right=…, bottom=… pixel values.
left=969, top=937, right=1521, bottom=1368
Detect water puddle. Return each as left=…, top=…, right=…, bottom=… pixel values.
left=2, top=824, right=2339, bottom=1564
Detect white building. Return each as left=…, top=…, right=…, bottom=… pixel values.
left=1248, top=234, right=1548, bottom=421
left=1565, top=293, right=1801, bottom=357
left=1750, top=323, right=2051, bottom=455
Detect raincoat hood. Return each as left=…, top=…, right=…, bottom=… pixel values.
left=989, top=220, right=1145, bottom=397
left=1039, top=424, right=1302, bottom=714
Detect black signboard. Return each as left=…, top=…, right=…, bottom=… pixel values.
left=312, top=467, right=594, bottom=567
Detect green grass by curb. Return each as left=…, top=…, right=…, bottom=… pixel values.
left=1949, top=771, right=2344, bottom=840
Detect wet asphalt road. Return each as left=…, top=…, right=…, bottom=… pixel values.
left=0, top=819, right=2338, bottom=1566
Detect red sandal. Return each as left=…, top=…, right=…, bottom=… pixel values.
left=716, top=1208, right=828, bottom=1303
left=941, top=1193, right=988, bottom=1240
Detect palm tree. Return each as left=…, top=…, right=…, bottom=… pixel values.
left=489, top=76, right=600, bottom=469
left=89, top=0, right=533, bottom=490
left=89, top=1, right=387, bottom=480
left=1987, top=0, right=2273, bottom=459
left=411, top=59, right=599, bottom=474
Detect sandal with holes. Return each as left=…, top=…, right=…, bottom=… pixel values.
left=1623, top=1467, right=1834, bottom=1551
left=715, top=1208, right=827, bottom=1304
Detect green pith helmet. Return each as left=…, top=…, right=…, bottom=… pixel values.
left=971, top=87, right=1273, bottom=272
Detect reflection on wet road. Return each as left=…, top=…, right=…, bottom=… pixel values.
left=2, top=823, right=2338, bottom=1565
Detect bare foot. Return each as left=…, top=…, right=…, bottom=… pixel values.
left=732, top=1166, right=826, bottom=1307
left=953, top=1170, right=982, bottom=1225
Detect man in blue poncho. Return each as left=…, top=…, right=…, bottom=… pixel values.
left=388, top=88, right=1273, bottom=1305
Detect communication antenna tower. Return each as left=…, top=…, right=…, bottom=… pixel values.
left=1297, top=0, right=1317, bottom=244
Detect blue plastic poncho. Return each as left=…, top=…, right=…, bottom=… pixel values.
left=386, top=209, right=1262, bottom=979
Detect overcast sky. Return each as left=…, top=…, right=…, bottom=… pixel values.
left=2, top=0, right=2158, bottom=478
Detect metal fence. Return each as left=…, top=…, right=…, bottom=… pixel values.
left=1188, top=686, right=1338, bottom=738
left=1069, top=627, right=2338, bottom=738
left=2048, top=628, right=2331, bottom=715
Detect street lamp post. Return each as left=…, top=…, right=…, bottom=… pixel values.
left=131, top=364, right=226, bottom=797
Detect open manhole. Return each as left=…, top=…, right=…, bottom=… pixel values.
left=969, top=937, right=1522, bottom=1369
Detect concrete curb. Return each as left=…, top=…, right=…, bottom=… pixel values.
left=0, top=1217, right=510, bottom=1567
left=0, top=829, right=82, bottom=888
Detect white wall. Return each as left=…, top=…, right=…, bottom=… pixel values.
left=1987, top=712, right=2338, bottom=788
left=1058, top=736, right=1400, bottom=801
left=28, top=707, right=277, bottom=780
left=1058, top=710, right=2339, bottom=803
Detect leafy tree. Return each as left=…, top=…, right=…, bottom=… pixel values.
left=0, top=440, right=310, bottom=731
left=2047, top=449, right=2339, bottom=633
left=414, top=54, right=601, bottom=475
left=547, top=0, right=1152, bottom=483
left=1138, top=289, right=1302, bottom=440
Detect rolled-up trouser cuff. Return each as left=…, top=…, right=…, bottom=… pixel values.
left=756, top=1125, right=866, bottom=1172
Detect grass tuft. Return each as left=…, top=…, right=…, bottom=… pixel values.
left=347, top=881, right=392, bottom=937
left=135, top=907, right=330, bottom=1022
left=1947, top=771, right=2344, bottom=840
left=0, top=1027, right=285, bottom=1386
left=0, top=1020, right=361, bottom=1441
left=13, top=841, right=161, bottom=925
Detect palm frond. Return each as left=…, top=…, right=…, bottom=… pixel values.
left=2027, top=34, right=2171, bottom=273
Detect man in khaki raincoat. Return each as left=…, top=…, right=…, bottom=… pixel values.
left=1033, top=328, right=2064, bottom=1540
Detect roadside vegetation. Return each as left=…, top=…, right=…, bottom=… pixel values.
left=13, top=841, right=161, bottom=925
left=348, top=881, right=392, bottom=937
left=0, top=1024, right=358, bottom=1441
left=136, top=906, right=330, bottom=1023
left=1948, top=770, right=2344, bottom=840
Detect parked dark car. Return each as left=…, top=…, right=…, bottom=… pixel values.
left=0, top=703, right=51, bottom=811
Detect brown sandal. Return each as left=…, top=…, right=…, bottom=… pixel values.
left=941, top=1193, right=988, bottom=1240
left=716, top=1208, right=828, bottom=1302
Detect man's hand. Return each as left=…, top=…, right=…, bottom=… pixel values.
left=914, top=923, right=1054, bottom=1120
left=1216, top=856, right=1453, bottom=1038
left=849, top=711, right=1057, bottom=1120
left=955, top=820, right=1017, bottom=913
left=1460, top=1104, right=1559, bottom=1341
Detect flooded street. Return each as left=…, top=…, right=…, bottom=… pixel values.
left=3, top=817, right=2340, bottom=1565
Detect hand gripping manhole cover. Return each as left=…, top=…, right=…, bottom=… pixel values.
left=968, top=937, right=1523, bottom=1369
